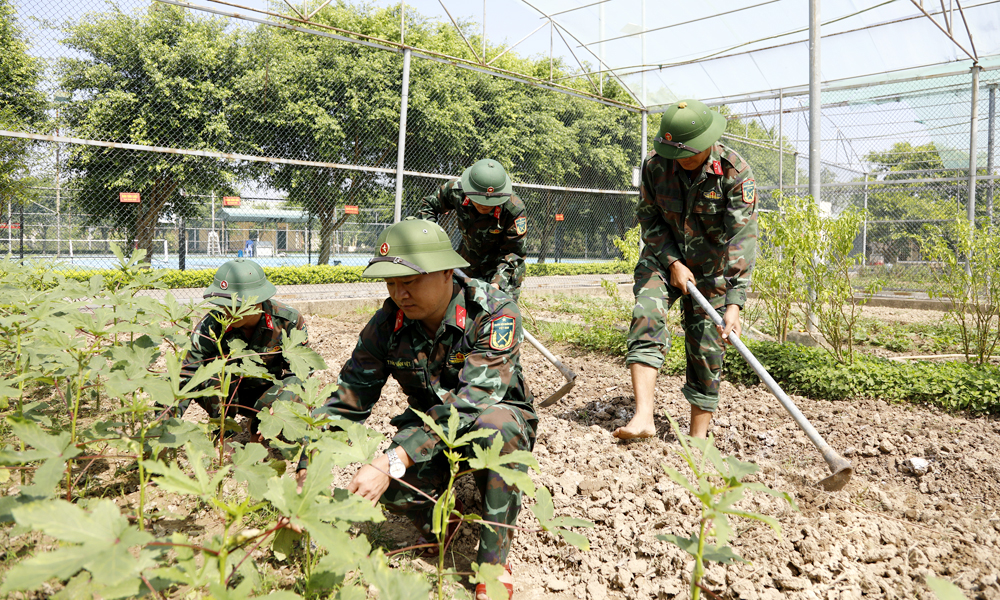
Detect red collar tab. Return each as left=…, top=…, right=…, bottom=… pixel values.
left=394, top=309, right=405, bottom=332
left=493, top=206, right=501, bottom=219
left=455, top=305, right=467, bottom=329
left=462, top=196, right=470, bottom=206
left=711, top=161, right=723, bottom=176
left=263, top=313, right=274, bottom=329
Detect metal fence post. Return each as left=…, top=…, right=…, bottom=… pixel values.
left=393, top=48, right=412, bottom=224
left=862, top=172, right=869, bottom=263
left=178, top=214, right=186, bottom=271
left=778, top=89, right=784, bottom=197
left=987, top=84, right=995, bottom=229
left=639, top=109, right=647, bottom=253
left=968, top=64, right=980, bottom=230
left=808, top=0, right=821, bottom=207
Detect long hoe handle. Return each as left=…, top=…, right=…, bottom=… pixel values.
left=686, top=282, right=852, bottom=492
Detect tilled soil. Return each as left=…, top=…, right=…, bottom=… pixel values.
left=305, top=313, right=1000, bottom=599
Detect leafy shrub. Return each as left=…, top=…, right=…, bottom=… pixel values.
left=49, top=262, right=630, bottom=290
left=723, top=340, right=1000, bottom=414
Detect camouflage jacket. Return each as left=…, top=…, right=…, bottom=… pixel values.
left=180, top=299, right=308, bottom=390
left=416, top=179, right=527, bottom=299
left=638, top=143, right=758, bottom=308
left=315, top=276, right=536, bottom=464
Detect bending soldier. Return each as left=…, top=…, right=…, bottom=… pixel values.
left=416, top=159, right=528, bottom=300
left=305, top=217, right=536, bottom=600
left=615, top=100, right=758, bottom=440
left=177, top=259, right=309, bottom=443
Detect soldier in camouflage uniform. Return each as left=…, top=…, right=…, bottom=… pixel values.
left=177, top=259, right=309, bottom=442
left=614, top=100, right=758, bottom=441
left=304, top=217, right=535, bottom=600
left=416, top=159, right=528, bottom=300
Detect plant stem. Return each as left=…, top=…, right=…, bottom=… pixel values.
left=691, top=518, right=707, bottom=600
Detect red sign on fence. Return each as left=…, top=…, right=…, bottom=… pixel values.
left=343, top=205, right=359, bottom=215
left=222, top=196, right=241, bottom=207
left=119, top=192, right=140, bottom=203
left=0, top=223, right=20, bottom=229
left=555, top=213, right=564, bottom=221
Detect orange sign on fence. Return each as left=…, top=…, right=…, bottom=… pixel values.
left=119, top=192, right=140, bottom=203
left=555, top=213, right=564, bottom=221
left=344, top=205, right=359, bottom=215
left=0, top=223, right=20, bottom=229
left=223, top=196, right=241, bottom=207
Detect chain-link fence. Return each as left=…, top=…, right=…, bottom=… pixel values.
left=4, top=0, right=998, bottom=299
left=720, top=66, right=1000, bottom=293
left=2, top=0, right=642, bottom=300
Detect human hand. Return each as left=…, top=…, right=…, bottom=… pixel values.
left=717, top=304, right=742, bottom=345
left=347, top=458, right=392, bottom=506
left=668, top=261, right=697, bottom=295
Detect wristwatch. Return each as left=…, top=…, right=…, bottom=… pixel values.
left=386, top=449, right=406, bottom=478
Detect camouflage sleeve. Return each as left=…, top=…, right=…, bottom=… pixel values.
left=722, top=165, right=758, bottom=308
left=313, top=308, right=390, bottom=423
left=637, top=157, right=683, bottom=271
left=491, top=199, right=527, bottom=297
left=393, top=301, right=523, bottom=464
left=175, top=314, right=222, bottom=416
left=415, top=179, right=461, bottom=223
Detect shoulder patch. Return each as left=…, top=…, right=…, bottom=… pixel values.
left=456, top=305, right=466, bottom=329
left=514, top=215, right=527, bottom=235
left=741, top=178, right=756, bottom=204
left=489, top=315, right=516, bottom=351
left=394, top=309, right=405, bottom=332
left=723, top=151, right=749, bottom=173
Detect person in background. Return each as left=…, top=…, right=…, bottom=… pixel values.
left=615, top=99, right=758, bottom=441
left=416, top=159, right=527, bottom=300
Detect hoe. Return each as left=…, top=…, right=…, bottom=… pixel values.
left=687, top=282, right=853, bottom=492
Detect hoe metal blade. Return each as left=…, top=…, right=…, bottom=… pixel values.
left=687, top=283, right=853, bottom=491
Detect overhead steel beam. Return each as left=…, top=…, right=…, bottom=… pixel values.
left=553, top=23, right=601, bottom=95
left=438, top=0, right=483, bottom=64
left=543, top=0, right=613, bottom=18
left=907, top=0, right=977, bottom=61
left=488, top=21, right=548, bottom=65
left=955, top=0, right=979, bottom=61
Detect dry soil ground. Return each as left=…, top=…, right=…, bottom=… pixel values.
left=296, top=304, right=1000, bottom=600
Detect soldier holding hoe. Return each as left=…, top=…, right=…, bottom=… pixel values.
left=300, top=217, right=536, bottom=600
left=416, top=159, right=528, bottom=300
left=176, top=258, right=309, bottom=444
left=615, top=100, right=758, bottom=441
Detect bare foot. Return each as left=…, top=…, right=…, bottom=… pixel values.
left=612, top=415, right=656, bottom=440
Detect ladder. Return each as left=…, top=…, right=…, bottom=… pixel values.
left=207, top=231, right=222, bottom=256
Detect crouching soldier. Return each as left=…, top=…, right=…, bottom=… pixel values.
left=176, top=258, right=309, bottom=443
left=416, top=159, right=527, bottom=300
left=302, top=217, right=536, bottom=600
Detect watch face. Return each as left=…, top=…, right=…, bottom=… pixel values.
left=389, top=462, right=405, bottom=478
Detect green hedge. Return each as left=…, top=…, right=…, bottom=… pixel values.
left=53, top=261, right=630, bottom=290
left=724, top=340, right=1000, bottom=415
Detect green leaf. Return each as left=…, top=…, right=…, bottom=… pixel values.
left=702, top=544, right=749, bottom=565
left=144, top=444, right=229, bottom=499
left=471, top=562, right=508, bottom=600
left=361, top=552, right=431, bottom=600
left=8, top=418, right=81, bottom=462
left=314, top=534, right=371, bottom=577
left=555, top=528, right=591, bottom=550
left=0, top=545, right=92, bottom=593
left=412, top=407, right=454, bottom=448
left=272, top=527, right=300, bottom=562
left=529, top=486, right=555, bottom=524
left=467, top=435, right=538, bottom=496
left=231, top=442, right=278, bottom=500
left=282, top=328, right=327, bottom=380
left=259, top=400, right=312, bottom=442
left=21, top=457, right=69, bottom=498
left=926, top=577, right=969, bottom=600
left=311, top=422, right=385, bottom=467
left=334, top=584, right=368, bottom=600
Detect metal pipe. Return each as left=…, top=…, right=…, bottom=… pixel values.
left=778, top=90, right=784, bottom=196
left=989, top=84, right=996, bottom=228
left=862, top=173, right=869, bottom=263
left=809, top=0, right=821, bottom=206
left=686, top=282, right=853, bottom=491
left=394, top=48, right=411, bottom=224
left=968, top=64, right=980, bottom=229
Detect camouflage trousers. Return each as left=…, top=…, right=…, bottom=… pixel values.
left=179, top=375, right=303, bottom=435
left=379, top=403, right=537, bottom=565
left=626, top=255, right=726, bottom=413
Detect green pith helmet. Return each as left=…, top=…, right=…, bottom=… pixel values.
left=459, top=159, right=513, bottom=207
left=653, top=99, right=727, bottom=160
left=203, top=258, right=277, bottom=307
left=362, top=217, right=470, bottom=278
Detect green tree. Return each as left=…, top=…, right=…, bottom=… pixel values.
left=59, top=4, right=249, bottom=260
left=0, top=0, right=47, bottom=203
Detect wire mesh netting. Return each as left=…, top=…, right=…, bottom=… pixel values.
left=3, top=0, right=998, bottom=299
